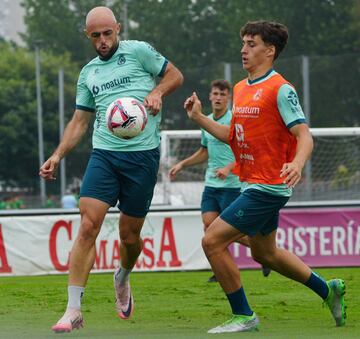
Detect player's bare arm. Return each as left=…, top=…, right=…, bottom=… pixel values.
left=169, top=147, right=208, bottom=180
left=144, top=62, right=183, bottom=115
left=185, top=92, right=230, bottom=144
left=280, top=123, right=313, bottom=188
left=39, top=109, right=92, bottom=180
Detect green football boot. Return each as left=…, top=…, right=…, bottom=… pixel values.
left=207, top=313, right=259, bottom=334
left=324, top=279, right=346, bottom=326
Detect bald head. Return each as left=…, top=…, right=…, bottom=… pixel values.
left=86, top=6, right=117, bottom=29
left=85, top=6, right=121, bottom=59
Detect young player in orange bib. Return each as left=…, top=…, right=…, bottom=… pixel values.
left=184, top=20, right=346, bottom=333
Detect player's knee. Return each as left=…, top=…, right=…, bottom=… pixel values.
left=202, top=233, right=219, bottom=256
left=120, top=233, right=141, bottom=247
left=78, top=218, right=100, bottom=243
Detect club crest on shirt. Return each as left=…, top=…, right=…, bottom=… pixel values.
left=117, top=54, right=126, bottom=65
left=253, top=88, right=263, bottom=101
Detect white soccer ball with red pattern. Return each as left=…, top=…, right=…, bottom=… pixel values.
left=106, top=97, right=148, bottom=139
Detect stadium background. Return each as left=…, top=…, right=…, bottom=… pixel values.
left=0, top=0, right=359, bottom=206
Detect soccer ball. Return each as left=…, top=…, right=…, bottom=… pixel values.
left=106, top=97, right=148, bottom=139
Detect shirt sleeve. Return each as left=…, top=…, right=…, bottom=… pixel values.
left=201, top=129, right=207, bottom=148
left=134, top=41, right=168, bottom=77
left=277, top=84, right=306, bottom=129
left=75, top=68, right=96, bottom=112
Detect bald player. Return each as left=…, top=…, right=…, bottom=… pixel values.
left=40, top=6, right=183, bottom=333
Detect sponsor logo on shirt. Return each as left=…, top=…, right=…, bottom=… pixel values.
left=287, top=90, right=299, bottom=105
left=287, top=90, right=303, bottom=114
left=239, top=153, right=254, bottom=161
left=233, top=105, right=260, bottom=118
left=91, top=77, right=131, bottom=95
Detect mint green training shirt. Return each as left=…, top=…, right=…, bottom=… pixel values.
left=201, top=110, right=241, bottom=188
left=76, top=40, right=168, bottom=151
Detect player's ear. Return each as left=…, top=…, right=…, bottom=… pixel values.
left=267, top=45, right=276, bottom=59
left=84, top=28, right=89, bottom=39
left=117, top=23, right=121, bottom=35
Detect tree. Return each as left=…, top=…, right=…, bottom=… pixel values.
left=0, top=42, right=88, bottom=192
left=21, top=0, right=359, bottom=67
left=21, top=0, right=103, bottom=64
left=18, top=0, right=360, bottom=130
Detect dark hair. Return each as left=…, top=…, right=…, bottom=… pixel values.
left=210, top=79, right=231, bottom=92
left=240, top=20, right=288, bottom=60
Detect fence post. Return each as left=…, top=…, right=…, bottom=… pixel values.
left=58, top=68, right=66, bottom=199
left=302, top=55, right=312, bottom=200
left=160, top=132, right=171, bottom=205
left=224, top=62, right=232, bottom=110
left=36, top=46, right=46, bottom=206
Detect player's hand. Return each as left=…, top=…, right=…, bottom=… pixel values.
left=144, top=90, right=162, bottom=116
left=215, top=167, right=230, bottom=180
left=39, top=154, right=61, bottom=180
left=169, top=163, right=183, bottom=180
left=184, top=92, right=203, bottom=121
left=280, top=161, right=302, bottom=188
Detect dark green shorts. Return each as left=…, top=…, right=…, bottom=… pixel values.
left=220, top=189, right=289, bottom=236
left=80, top=147, right=160, bottom=217
left=201, top=186, right=241, bottom=214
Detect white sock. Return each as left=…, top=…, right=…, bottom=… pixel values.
left=115, top=266, right=132, bottom=286
left=67, top=286, right=85, bottom=310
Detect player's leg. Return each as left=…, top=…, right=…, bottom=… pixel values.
left=201, top=187, right=221, bottom=282
left=52, top=198, right=110, bottom=333
left=202, top=217, right=259, bottom=333
left=113, top=213, right=145, bottom=319
left=219, top=188, right=271, bottom=277
left=250, top=230, right=312, bottom=281
left=202, top=211, right=219, bottom=282
left=204, top=189, right=290, bottom=333
left=201, top=187, right=221, bottom=232
left=52, top=149, right=119, bottom=333
left=113, top=147, right=160, bottom=319
left=250, top=230, right=346, bottom=326
left=119, top=214, right=145, bottom=269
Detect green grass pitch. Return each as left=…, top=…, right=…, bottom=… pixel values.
left=0, top=268, right=359, bottom=338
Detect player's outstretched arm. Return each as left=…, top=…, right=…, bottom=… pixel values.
left=144, top=62, right=183, bottom=115
left=184, top=92, right=230, bottom=144
left=39, top=109, right=92, bottom=180
left=169, top=147, right=208, bottom=180
left=280, top=123, right=313, bottom=188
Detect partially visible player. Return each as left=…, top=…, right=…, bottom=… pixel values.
left=40, top=6, right=183, bottom=333
left=184, top=20, right=345, bottom=333
left=169, top=79, right=270, bottom=282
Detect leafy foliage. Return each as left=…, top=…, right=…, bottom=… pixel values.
left=0, top=42, right=85, bottom=190
left=1, top=0, right=359, bottom=192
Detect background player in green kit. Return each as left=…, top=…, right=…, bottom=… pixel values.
left=39, top=6, right=183, bottom=333
left=169, top=80, right=270, bottom=282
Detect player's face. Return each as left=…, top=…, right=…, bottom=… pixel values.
left=209, top=87, right=230, bottom=112
left=86, top=23, right=120, bottom=58
left=241, top=34, right=274, bottom=73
